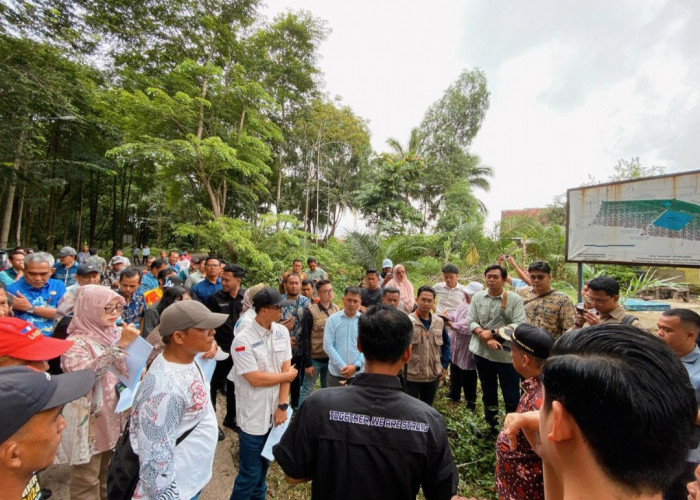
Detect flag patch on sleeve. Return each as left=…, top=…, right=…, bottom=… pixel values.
left=235, top=346, right=246, bottom=352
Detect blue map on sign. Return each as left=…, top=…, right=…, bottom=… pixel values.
left=653, top=210, right=693, bottom=231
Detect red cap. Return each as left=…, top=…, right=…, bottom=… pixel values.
left=0, top=317, right=73, bottom=361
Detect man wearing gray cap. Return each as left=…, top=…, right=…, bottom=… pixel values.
left=0, top=366, right=94, bottom=500
left=52, top=246, right=79, bottom=287
left=230, top=286, right=298, bottom=500
left=130, top=300, right=228, bottom=500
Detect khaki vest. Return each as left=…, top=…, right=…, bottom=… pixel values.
left=407, top=312, right=444, bottom=382
left=309, top=302, right=340, bottom=359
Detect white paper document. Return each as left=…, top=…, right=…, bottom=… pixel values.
left=113, top=335, right=153, bottom=389
left=261, top=408, right=293, bottom=461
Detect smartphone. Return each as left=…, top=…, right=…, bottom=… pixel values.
left=575, top=303, right=586, bottom=314
left=438, top=314, right=450, bottom=322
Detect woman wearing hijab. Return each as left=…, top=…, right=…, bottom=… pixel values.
left=385, top=264, right=415, bottom=314
left=59, top=285, right=139, bottom=500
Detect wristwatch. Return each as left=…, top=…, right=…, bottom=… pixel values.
left=277, top=403, right=289, bottom=411
left=27, top=305, right=35, bottom=314
left=354, top=364, right=361, bottom=373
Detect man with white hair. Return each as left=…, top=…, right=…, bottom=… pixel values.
left=7, top=252, right=66, bottom=337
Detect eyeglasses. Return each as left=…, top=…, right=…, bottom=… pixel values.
left=104, top=304, right=125, bottom=313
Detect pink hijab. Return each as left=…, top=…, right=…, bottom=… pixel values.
left=385, top=264, right=415, bottom=314
left=67, top=285, right=125, bottom=345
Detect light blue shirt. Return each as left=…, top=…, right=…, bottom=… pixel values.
left=682, top=346, right=700, bottom=462
left=323, top=310, right=364, bottom=377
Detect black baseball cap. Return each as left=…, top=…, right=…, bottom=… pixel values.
left=77, top=263, right=101, bottom=276
left=253, top=287, right=291, bottom=309
left=0, top=366, right=94, bottom=443
left=509, top=323, right=553, bottom=360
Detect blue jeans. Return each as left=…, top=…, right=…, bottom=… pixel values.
left=299, top=358, right=329, bottom=407
left=229, top=429, right=270, bottom=500
left=473, top=354, right=521, bottom=429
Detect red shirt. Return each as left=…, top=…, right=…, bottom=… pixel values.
left=494, top=376, right=545, bottom=500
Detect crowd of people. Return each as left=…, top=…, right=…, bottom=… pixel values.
left=0, top=245, right=699, bottom=500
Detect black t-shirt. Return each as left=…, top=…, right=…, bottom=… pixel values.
left=206, top=288, right=245, bottom=351
left=360, top=287, right=383, bottom=307
left=273, top=373, right=458, bottom=500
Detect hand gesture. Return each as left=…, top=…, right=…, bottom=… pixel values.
left=581, top=310, right=601, bottom=326
left=304, top=365, right=314, bottom=378
left=274, top=407, right=289, bottom=426
left=11, top=291, right=31, bottom=312
left=285, top=364, right=298, bottom=382
left=201, top=339, right=218, bottom=359
left=486, top=339, right=503, bottom=350
left=118, top=323, right=140, bottom=348
left=341, top=364, right=357, bottom=378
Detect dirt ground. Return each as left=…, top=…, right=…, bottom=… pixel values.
left=41, top=297, right=699, bottom=499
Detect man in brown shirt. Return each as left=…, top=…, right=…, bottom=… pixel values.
left=516, top=261, right=575, bottom=338
left=572, top=276, right=641, bottom=330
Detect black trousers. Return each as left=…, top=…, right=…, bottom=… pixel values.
left=448, top=363, right=478, bottom=410
left=211, top=356, right=236, bottom=423
left=290, top=354, right=304, bottom=409
left=405, top=379, right=440, bottom=406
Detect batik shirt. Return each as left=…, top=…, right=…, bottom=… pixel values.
left=121, top=292, right=146, bottom=326
left=495, top=376, right=544, bottom=500
left=516, top=287, right=576, bottom=339
left=282, top=294, right=311, bottom=357
left=7, top=278, right=66, bottom=336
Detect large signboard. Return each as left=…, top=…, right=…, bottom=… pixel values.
left=566, top=171, right=700, bottom=267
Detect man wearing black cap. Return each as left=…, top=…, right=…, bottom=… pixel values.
left=230, top=287, right=298, bottom=500
left=0, top=366, right=94, bottom=500
left=206, top=263, right=247, bottom=430
left=494, top=324, right=553, bottom=500
left=54, top=263, right=102, bottom=325
left=130, top=300, right=228, bottom=500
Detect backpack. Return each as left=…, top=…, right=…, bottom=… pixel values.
left=106, top=417, right=198, bottom=500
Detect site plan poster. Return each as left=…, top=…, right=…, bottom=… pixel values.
left=566, top=171, right=700, bottom=267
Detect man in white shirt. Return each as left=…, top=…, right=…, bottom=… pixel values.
left=130, top=300, right=228, bottom=500
left=433, top=263, right=467, bottom=316
left=230, top=287, right=298, bottom=500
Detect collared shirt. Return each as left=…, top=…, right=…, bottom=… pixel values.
left=141, top=247, right=151, bottom=256
left=273, top=373, right=459, bottom=500
left=323, top=310, right=364, bottom=377
left=100, top=269, right=121, bottom=289
left=52, top=261, right=79, bottom=287
left=279, top=270, right=308, bottom=293
left=516, top=287, right=576, bottom=339
left=192, top=278, right=222, bottom=304
left=306, top=268, right=328, bottom=283
left=467, top=290, right=526, bottom=363
left=495, top=376, right=545, bottom=500
left=78, top=251, right=89, bottom=264
left=0, top=267, right=19, bottom=286
left=138, top=272, right=159, bottom=294
left=232, top=320, right=292, bottom=435
left=185, top=270, right=204, bottom=289
left=300, top=302, right=340, bottom=365
left=206, top=288, right=246, bottom=351
left=584, top=305, right=642, bottom=329
left=121, top=292, right=146, bottom=326
left=7, top=278, right=66, bottom=336
left=682, top=346, right=700, bottom=462
left=433, top=282, right=467, bottom=315
left=281, top=294, right=311, bottom=357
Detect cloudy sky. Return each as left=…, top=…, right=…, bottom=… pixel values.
left=265, top=0, right=700, bottom=231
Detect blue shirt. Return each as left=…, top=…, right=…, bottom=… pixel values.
left=52, top=261, right=79, bottom=287
left=682, top=346, right=700, bottom=462
left=323, top=310, right=364, bottom=377
left=192, top=278, right=222, bottom=304
left=7, top=278, right=66, bottom=336
left=0, top=267, right=18, bottom=286
left=138, top=272, right=159, bottom=294
left=121, top=292, right=146, bottom=326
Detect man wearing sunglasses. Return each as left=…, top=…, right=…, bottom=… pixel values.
left=516, top=261, right=575, bottom=339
